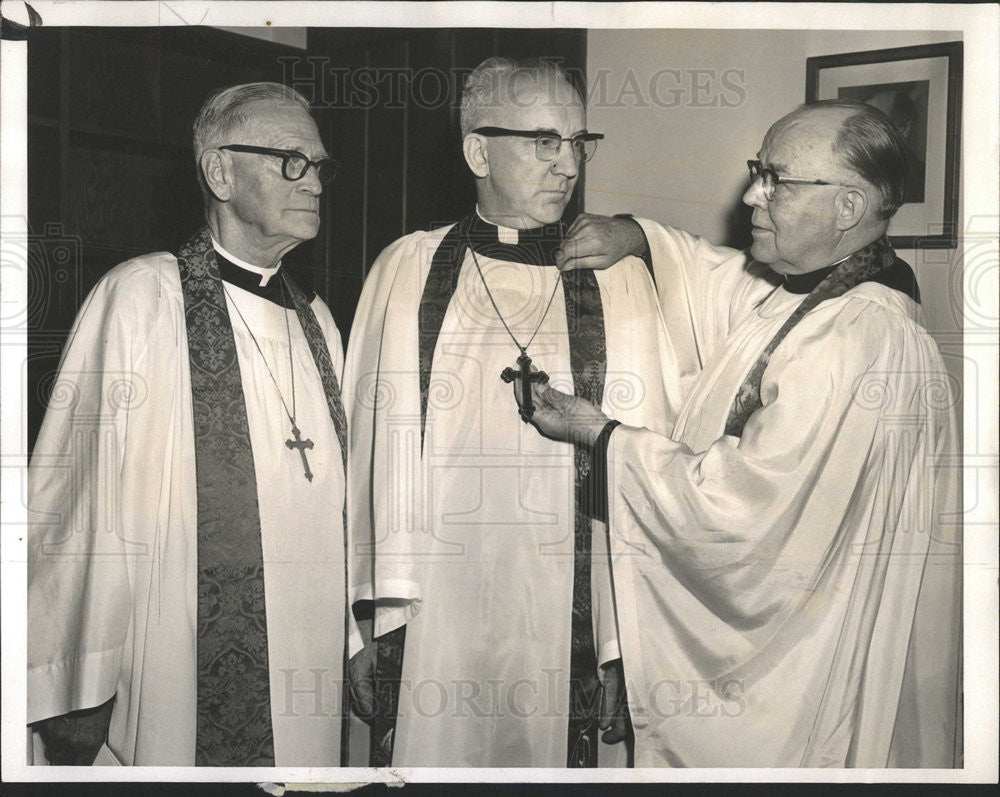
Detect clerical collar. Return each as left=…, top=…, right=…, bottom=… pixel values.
left=781, top=262, right=841, bottom=294
left=774, top=237, right=920, bottom=302
left=212, top=239, right=281, bottom=285
left=469, top=207, right=565, bottom=267
left=212, top=239, right=294, bottom=308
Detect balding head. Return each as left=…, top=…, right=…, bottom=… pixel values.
left=768, top=100, right=909, bottom=219
left=460, top=57, right=583, bottom=138
left=745, top=100, right=908, bottom=273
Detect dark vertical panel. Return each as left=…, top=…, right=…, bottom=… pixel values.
left=27, top=28, right=60, bottom=120
left=307, top=30, right=370, bottom=330
left=406, top=30, right=461, bottom=232
left=68, top=29, right=162, bottom=139
left=364, top=38, right=408, bottom=268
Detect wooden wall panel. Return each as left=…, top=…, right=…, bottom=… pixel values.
left=363, top=38, right=408, bottom=266
left=66, top=144, right=162, bottom=251
left=406, top=30, right=469, bottom=233
left=68, top=30, right=162, bottom=139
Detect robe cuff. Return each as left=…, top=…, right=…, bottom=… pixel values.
left=582, top=420, right=622, bottom=522
left=598, top=638, right=622, bottom=669
left=27, top=648, right=121, bottom=724
left=371, top=578, right=423, bottom=640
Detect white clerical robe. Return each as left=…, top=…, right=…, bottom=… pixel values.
left=605, top=220, right=962, bottom=767
left=28, top=250, right=349, bottom=766
left=343, top=222, right=683, bottom=766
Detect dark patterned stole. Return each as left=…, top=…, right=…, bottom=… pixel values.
left=372, top=212, right=607, bottom=767
left=281, top=270, right=352, bottom=767
left=562, top=268, right=606, bottom=768
left=177, top=226, right=349, bottom=766
left=725, top=235, right=913, bottom=438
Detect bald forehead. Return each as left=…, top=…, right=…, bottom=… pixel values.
left=231, top=101, right=323, bottom=154
left=239, top=100, right=313, bottom=135
left=760, top=106, right=851, bottom=173
left=490, top=74, right=585, bottom=127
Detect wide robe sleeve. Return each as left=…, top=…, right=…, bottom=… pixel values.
left=342, top=228, right=449, bottom=649
left=27, top=255, right=176, bottom=724
left=605, top=294, right=961, bottom=767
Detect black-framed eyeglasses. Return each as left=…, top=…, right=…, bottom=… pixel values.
left=747, top=159, right=845, bottom=201
left=472, top=127, right=604, bottom=163
left=220, top=144, right=340, bottom=185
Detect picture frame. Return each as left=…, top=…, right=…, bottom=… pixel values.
left=806, top=41, right=962, bottom=249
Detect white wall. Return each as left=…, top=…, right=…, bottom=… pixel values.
left=586, top=28, right=964, bottom=418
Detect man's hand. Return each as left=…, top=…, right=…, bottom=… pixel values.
left=599, top=659, right=630, bottom=745
left=348, top=616, right=377, bottom=724
left=33, top=696, right=115, bottom=765
left=555, top=213, right=649, bottom=272
left=513, top=375, right=609, bottom=447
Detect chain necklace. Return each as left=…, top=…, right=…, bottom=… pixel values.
left=466, top=236, right=561, bottom=420
left=223, top=274, right=315, bottom=481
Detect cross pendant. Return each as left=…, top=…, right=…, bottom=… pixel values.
left=501, top=351, right=549, bottom=421
left=285, top=423, right=314, bottom=482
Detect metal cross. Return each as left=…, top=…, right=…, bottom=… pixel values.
left=285, top=423, right=314, bottom=482
left=501, top=351, right=549, bottom=421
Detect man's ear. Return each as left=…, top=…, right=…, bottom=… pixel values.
left=836, top=187, right=869, bottom=231
left=463, top=134, right=489, bottom=178
left=200, top=150, right=232, bottom=202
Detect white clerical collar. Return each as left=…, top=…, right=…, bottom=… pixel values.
left=476, top=206, right=522, bottom=245
left=212, top=238, right=281, bottom=287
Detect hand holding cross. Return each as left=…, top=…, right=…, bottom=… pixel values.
left=501, top=351, right=549, bottom=421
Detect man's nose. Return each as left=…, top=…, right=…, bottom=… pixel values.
left=551, top=141, right=580, bottom=178
left=742, top=177, right=767, bottom=209
left=298, top=164, right=324, bottom=195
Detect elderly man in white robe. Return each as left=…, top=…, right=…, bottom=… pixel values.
left=28, top=83, right=355, bottom=766
left=517, top=99, right=962, bottom=767
left=343, top=57, right=685, bottom=767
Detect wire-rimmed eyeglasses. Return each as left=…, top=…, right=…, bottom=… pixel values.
left=472, top=127, right=604, bottom=163
left=746, top=159, right=846, bottom=201
left=220, top=145, right=340, bottom=185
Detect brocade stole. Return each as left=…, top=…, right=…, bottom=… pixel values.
left=177, top=225, right=349, bottom=766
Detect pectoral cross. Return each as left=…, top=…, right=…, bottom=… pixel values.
left=501, top=350, right=549, bottom=421
left=286, top=423, right=314, bottom=482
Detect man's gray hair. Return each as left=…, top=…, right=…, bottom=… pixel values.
left=192, top=82, right=311, bottom=191
left=460, top=57, right=582, bottom=138
left=794, top=99, right=910, bottom=219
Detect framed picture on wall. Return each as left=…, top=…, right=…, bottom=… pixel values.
left=806, top=41, right=962, bottom=249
